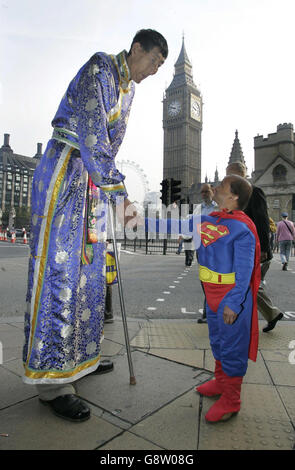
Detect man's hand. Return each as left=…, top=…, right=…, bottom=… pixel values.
left=260, top=251, right=268, bottom=263
left=123, top=199, right=145, bottom=228
left=223, top=305, right=237, bottom=325
left=115, top=198, right=144, bottom=229
left=124, top=199, right=137, bottom=224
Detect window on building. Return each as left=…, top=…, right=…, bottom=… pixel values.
left=273, top=164, right=287, bottom=183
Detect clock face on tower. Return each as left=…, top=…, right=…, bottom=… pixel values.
left=191, top=94, right=201, bottom=121
left=168, top=100, right=181, bottom=117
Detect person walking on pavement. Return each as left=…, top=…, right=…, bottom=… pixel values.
left=197, top=183, right=217, bottom=324
left=276, top=212, right=295, bottom=271
left=226, top=162, right=284, bottom=333
left=195, top=175, right=260, bottom=422
left=269, top=217, right=277, bottom=254
left=176, top=237, right=184, bottom=255
left=22, top=29, right=168, bottom=422
left=183, top=234, right=195, bottom=266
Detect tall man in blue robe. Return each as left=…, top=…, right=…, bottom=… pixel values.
left=23, top=29, right=168, bottom=422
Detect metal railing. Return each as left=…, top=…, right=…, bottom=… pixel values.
left=118, top=236, right=180, bottom=255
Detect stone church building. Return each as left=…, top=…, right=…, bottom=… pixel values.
left=252, top=123, right=295, bottom=222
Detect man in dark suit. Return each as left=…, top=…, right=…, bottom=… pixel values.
left=226, top=162, right=283, bottom=333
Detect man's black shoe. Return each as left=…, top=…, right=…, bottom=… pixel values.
left=282, top=263, right=288, bottom=271
left=197, top=318, right=207, bottom=324
left=89, top=359, right=114, bottom=375
left=262, top=312, right=284, bottom=333
left=39, top=394, right=90, bottom=422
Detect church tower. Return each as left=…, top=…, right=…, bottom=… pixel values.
left=163, top=37, right=202, bottom=200
left=228, top=130, right=247, bottom=170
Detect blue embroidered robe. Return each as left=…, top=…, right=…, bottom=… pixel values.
left=23, top=51, right=135, bottom=384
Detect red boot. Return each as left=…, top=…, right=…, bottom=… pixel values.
left=196, top=360, right=224, bottom=397
left=205, top=374, right=243, bottom=423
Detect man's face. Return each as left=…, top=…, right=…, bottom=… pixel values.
left=200, top=185, right=213, bottom=203
left=213, top=177, right=238, bottom=210
left=129, top=44, right=165, bottom=83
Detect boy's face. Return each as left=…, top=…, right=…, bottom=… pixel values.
left=213, top=177, right=238, bottom=210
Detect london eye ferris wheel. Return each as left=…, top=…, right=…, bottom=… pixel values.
left=117, top=160, right=150, bottom=212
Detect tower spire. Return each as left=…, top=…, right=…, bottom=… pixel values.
left=214, top=166, right=219, bottom=183
left=228, top=130, right=246, bottom=166
left=166, top=35, right=197, bottom=91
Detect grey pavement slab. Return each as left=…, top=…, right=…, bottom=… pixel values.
left=131, top=322, right=210, bottom=349
left=258, top=323, right=295, bottom=350
left=0, top=397, right=123, bottom=450
left=266, top=361, right=295, bottom=386
left=0, top=366, right=37, bottom=409
left=130, top=390, right=200, bottom=450
left=199, top=383, right=295, bottom=450
left=149, top=348, right=205, bottom=369
left=99, top=431, right=164, bottom=450
left=277, top=386, right=295, bottom=426
left=76, top=350, right=211, bottom=424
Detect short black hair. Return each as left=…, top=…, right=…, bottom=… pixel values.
left=129, top=29, right=168, bottom=58
left=228, top=175, right=253, bottom=210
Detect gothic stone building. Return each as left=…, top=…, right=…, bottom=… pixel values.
left=252, top=123, right=295, bottom=222
left=0, top=133, right=41, bottom=221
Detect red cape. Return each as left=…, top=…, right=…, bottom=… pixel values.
left=209, top=209, right=261, bottom=362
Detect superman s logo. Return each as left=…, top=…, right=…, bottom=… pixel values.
left=200, top=222, right=229, bottom=247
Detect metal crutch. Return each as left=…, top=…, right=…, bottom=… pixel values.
left=108, top=201, right=136, bottom=385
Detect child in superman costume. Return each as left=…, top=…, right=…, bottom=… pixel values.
left=195, top=175, right=261, bottom=423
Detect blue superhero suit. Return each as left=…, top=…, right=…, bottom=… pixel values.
left=197, top=210, right=260, bottom=377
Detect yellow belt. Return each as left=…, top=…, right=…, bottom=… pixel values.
left=199, top=265, right=235, bottom=284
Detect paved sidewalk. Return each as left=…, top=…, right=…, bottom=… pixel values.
left=0, top=316, right=294, bottom=450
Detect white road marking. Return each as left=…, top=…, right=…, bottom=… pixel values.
left=181, top=307, right=196, bottom=314
left=284, top=312, right=295, bottom=318
left=147, top=307, right=157, bottom=311
left=156, top=298, right=165, bottom=302
left=163, top=291, right=170, bottom=294
left=169, top=286, right=176, bottom=288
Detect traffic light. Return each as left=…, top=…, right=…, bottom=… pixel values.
left=170, top=178, right=181, bottom=203
left=160, top=179, right=170, bottom=206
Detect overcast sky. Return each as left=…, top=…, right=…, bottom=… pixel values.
left=1, top=0, right=295, bottom=202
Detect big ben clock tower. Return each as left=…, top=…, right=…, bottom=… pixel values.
left=163, top=37, right=202, bottom=200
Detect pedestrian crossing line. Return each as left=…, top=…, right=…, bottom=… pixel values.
left=181, top=307, right=196, bottom=315
left=283, top=312, right=295, bottom=318
left=146, top=265, right=195, bottom=314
